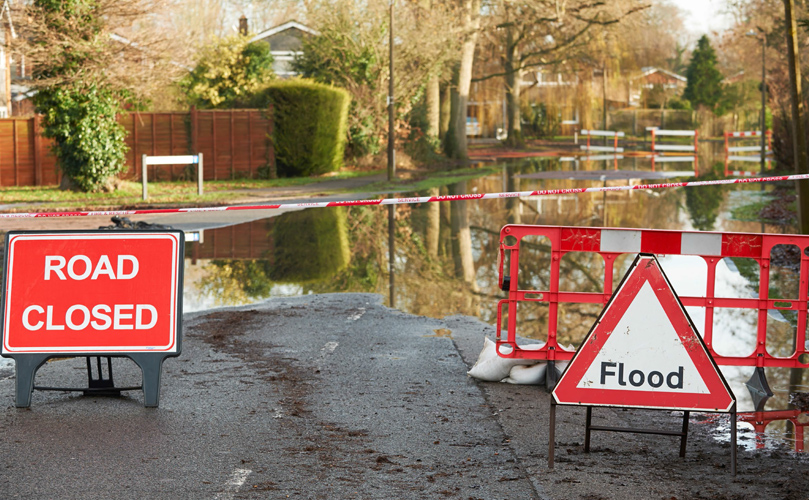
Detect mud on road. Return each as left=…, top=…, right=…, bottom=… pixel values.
left=1, top=293, right=807, bottom=499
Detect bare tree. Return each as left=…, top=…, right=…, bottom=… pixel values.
left=474, top=0, right=647, bottom=147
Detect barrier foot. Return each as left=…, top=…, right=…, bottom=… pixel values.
left=12, top=354, right=50, bottom=408
left=129, top=354, right=166, bottom=408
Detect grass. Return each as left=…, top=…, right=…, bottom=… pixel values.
left=0, top=165, right=500, bottom=212
left=350, top=165, right=501, bottom=194
left=0, top=169, right=383, bottom=211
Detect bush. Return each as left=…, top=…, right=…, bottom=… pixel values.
left=35, top=84, right=128, bottom=192
left=255, top=79, right=350, bottom=177
left=181, top=34, right=275, bottom=109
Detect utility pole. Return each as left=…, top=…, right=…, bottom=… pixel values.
left=388, top=0, right=396, bottom=308
left=388, top=0, right=396, bottom=181
left=784, top=0, right=809, bottom=234
left=747, top=30, right=768, bottom=176
left=760, top=34, right=767, bottom=176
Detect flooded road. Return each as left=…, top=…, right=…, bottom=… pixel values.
left=2, top=152, right=807, bottom=453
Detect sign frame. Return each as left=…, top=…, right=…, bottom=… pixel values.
left=1, top=230, right=185, bottom=407
left=552, top=254, right=735, bottom=412
left=547, top=253, right=737, bottom=474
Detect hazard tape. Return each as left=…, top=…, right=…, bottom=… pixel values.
left=1, top=172, right=808, bottom=220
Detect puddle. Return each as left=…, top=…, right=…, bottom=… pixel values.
left=0, top=154, right=806, bottom=453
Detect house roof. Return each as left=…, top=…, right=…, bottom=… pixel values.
left=251, top=20, right=319, bottom=43
left=635, top=67, right=686, bottom=83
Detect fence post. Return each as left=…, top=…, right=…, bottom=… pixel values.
left=230, top=109, right=235, bottom=179
left=197, top=153, right=204, bottom=196
left=248, top=110, right=253, bottom=179
left=142, top=154, right=148, bottom=200
left=13, top=119, right=19, bottom=186
left=212, top=111, right=218, bottom=180
left=33, top=115, right=42, bottom=186
left=268, top=104, right=276, bottom=179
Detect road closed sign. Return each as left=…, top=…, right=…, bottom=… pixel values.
left=553, top=254, right=735, bottom=412
left=2, top=231, right=183, bottom=354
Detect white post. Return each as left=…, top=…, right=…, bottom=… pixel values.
left=197, top=153, right=204, bottom=196
left=142, top=154, right=148, bottom=201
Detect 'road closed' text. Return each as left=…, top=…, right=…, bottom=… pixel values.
left=21, top=304, right=158, bottom=331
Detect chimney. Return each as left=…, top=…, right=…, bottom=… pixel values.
left=239, top=15, right=248, bottom=36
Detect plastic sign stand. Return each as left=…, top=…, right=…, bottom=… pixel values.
left=548, top=254, right=737, bottom=473
left=1, top=230, right=184, bottom=408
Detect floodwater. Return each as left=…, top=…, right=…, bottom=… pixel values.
left=2, top=148, right=808, bottom=452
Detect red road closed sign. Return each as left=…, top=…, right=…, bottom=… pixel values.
left=552, top=254, right=735, bottom=412
left=2, top=232, right=183, bottom=354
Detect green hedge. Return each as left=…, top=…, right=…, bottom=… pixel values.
left=257, top=79, right=350, bottom=177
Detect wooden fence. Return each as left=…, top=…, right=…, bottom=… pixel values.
left=0, top=108, right=274, bottom=188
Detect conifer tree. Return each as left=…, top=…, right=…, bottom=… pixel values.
left=683, top=35, right=724, bottom=110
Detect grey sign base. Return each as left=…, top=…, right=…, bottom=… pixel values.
left=8, top=352, right=174, bottom=408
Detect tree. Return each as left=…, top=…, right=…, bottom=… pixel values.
left=683, top=35, right=724, bottom=110
left=181, top=34, right=275, bottom=109
left=16, top=0, right=181, bottom=191
left=480, top=1, right=644, bottom=147
left=294, top=0, right=458, bottom=160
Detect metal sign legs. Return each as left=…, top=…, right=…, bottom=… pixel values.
left=10, top=353, right=171, bottom=408
left=549, top=400, right=738, bottom=476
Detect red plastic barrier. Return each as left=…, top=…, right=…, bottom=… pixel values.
left=738, top=409, right=807, bottom=452
left=496, top=225, right=809, bottom=369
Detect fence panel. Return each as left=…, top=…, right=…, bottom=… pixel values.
left=0, top=108, right=274, bottom=187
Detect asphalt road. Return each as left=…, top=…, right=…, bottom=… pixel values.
left=1, top=294, right=807, bottom=499
left=0, top=294, right=537, bottom=499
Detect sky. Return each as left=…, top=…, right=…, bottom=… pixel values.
left=670, top=0, right=734, bottom=37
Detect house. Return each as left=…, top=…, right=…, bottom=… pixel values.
left=250, top=20, right=319, bottom=78
left=630, top=67, right=687, bottom=108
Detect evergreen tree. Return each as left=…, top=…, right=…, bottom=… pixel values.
left=683, top=35, right=724, bottom=110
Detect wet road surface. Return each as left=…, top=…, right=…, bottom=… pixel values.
left=1, top=294, right=807, bottom=499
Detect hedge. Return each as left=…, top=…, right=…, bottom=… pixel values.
left=257, top=79, right=350, bottom=177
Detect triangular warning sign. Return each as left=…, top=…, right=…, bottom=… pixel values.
left=553, top=254, right=735, bottom=412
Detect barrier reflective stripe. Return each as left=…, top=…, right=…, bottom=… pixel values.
left=496, top=224, right=809, bottom=369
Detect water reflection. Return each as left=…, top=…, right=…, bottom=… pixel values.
left=0, top=153, right=804, bottom=451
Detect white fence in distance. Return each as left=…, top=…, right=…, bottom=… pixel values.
left=579, top=129, right=625, bottom=153
left=650, top=129, right=698, bottom=153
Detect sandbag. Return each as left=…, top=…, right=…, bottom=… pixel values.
left=502, top=363, right=547, bottom=385
left=466, top=337, right=544, bottom=382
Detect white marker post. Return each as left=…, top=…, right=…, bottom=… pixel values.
left=142, top=154, right=204, bottom=200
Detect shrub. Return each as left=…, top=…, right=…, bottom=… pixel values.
left=35, top=84, right=128, bottom=192
left=181, top=34, right=275, bottom=109
left=256, top=79, right=350, bottom=177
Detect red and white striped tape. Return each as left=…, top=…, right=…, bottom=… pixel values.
left=1, top=172, right=807, bottom=220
